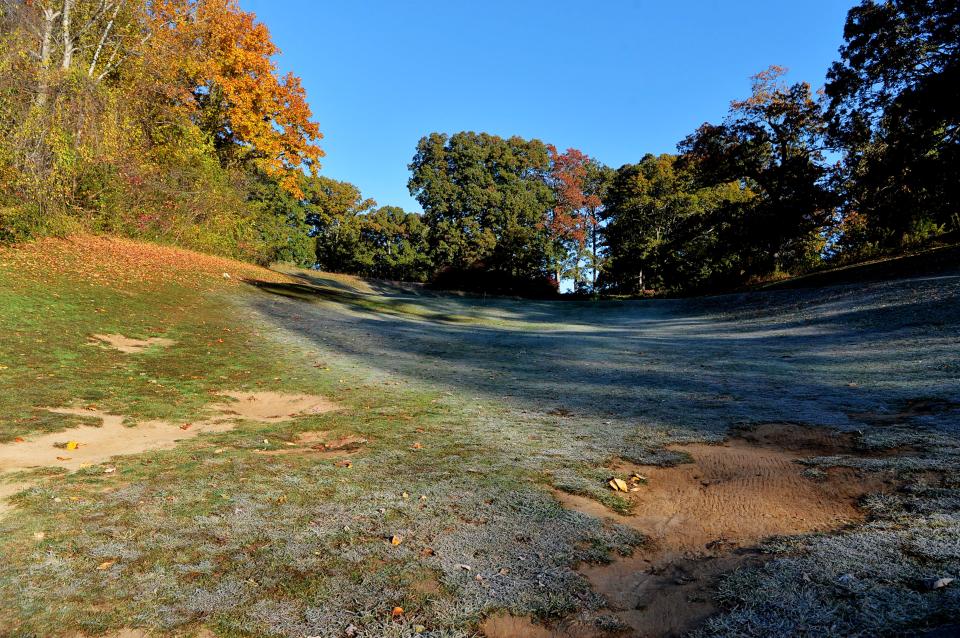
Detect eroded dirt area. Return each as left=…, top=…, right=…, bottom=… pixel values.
left=253, top=430, right=368, bottom=458
left=548, top=423, right=901, bottom=637
left=0, top=392, right=339, bottom=514
left=90, top=333, right=177, bottom=353
left=208, top=391, right=339, bottom=422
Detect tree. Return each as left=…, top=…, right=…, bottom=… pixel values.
left=545, top=147, right=610, bottom=291
left=408, top=131, right=555, bottom=290
left=147, top=0, right=323, bottom=195
left=679, top=66, right=833, bottom=281
left=305, top=175, right=377, bottom=274
left=0, top=0, right=324, bottom=262
left=358, top=206, right=432, bottom=282
left=602, top=154, right=751, bottom=293
left=825, top=0, right=960, bottom=248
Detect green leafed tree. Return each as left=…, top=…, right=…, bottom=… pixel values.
left=306, top=175, right=376, bottom=274
left=357, top=206, right=433, bottom=282
left=408, top=131, right=556, bottom=291
left=678, top=66, right=834, bottom=285
left=825, top=0, right=960, bottom=250
left=602, top=154, right=752, bottom=293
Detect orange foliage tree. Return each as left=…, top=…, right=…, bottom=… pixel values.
left=146, top=0, right=323, bottom=195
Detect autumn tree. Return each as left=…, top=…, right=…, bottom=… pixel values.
left=545, top=147, right=610, bottom=291
left=146, top=0, right=323, bottom=195
left=825, top=0, right=960, bottom=249
left=0, top=0, right=324, bottom=261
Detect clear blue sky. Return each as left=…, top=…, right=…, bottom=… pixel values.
left=240, top=0, right=855, bottom=213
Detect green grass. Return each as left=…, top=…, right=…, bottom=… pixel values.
left=0, top=252, right=640, bottom=637
left=1, top=238, right=957, bottom=637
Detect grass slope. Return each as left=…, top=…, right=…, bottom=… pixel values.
left=0, top=234, right=958, bottom=637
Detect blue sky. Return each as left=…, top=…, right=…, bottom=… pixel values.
left=240, top=0, right=855, bottom=213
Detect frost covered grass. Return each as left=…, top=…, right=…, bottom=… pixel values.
left=0, top=241, right=957, bottom=636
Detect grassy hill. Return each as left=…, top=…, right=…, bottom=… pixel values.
left=0, top=235, right=957, bottom=637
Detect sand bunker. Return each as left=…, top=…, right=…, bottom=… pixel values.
left=553, top=426, right=898, bottom=637
left=91, top=334, right=176, bottom=353
left=208, top=391, right=339, bottom=422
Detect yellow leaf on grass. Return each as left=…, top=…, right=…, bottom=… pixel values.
left=65, top=441, right=79, bottom=450
left=608, top=478, right=628, bottom=492
left=390, top=535, right=402, bottom=546
left=97, top=560, right=116, bottom=570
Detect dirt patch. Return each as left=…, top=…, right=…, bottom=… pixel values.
left=208, top=391, right=339, bottom=422
left=1, top=408, right=235, bottom=474
left=91, top=333, right=176, bottom=354
left=556, top=428, right=899, bottom=637
left=253, top=431, right=368, bottom=458
left=0, top=392, right=338, bottom=514
left=480, top=612, right=608, bottom=638
left=0, top=408, right=235, bottom=515
left=731, top=421, right=861, bottom=455
left=481, top=613, right=562, bottom=638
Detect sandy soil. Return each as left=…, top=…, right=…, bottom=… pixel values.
left=0, top=392, right=338, bottom=514
left=555, top=428, right=898, bottom=637
left=208, top=391, right=339, bottom=422
left=90, top=334, right=177, bottom=353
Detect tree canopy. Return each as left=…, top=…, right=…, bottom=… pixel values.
left=1, top=0, right=956, bottom=295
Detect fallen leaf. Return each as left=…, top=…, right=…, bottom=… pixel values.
left=401, top=492, right=410, bottom=499
left=179, top=423, right=192, bottom=430
left=391, top=535, right=403, bottom=546
left=65, top=441, right=79, bottom=450
left=56, top=456, right=71, bottom=461
left=103, top=466, right=116, bottom=474
left=456, top=564, right=472, bottom=571
left=14, top=437, right=24, bottom=443
left=411, top=442, right=423, bottom=450
left=97, top=560, right=116, bottom=570
left=420, top=547, right=435, bottom=557
left=609, top=478, right=629, bottom=492
left=334, top=460, right=353, bottom=468
left=391, top=606, right=404, bottom=618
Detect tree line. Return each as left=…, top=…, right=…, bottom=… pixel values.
left=1, top=1, right=956, bottom=294
left=400, top=0, right=958, bottom=295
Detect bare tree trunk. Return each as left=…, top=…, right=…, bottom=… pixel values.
left=89, top=1, right=122, bottom=78
left=60, top=0, right=74, bottom=69
left=35, top=6, right=61, bottom=108
left=590, top=215, right=598, bottom=291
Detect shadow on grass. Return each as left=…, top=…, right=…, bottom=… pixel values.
left=244, top=270, right=960, bottom=440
